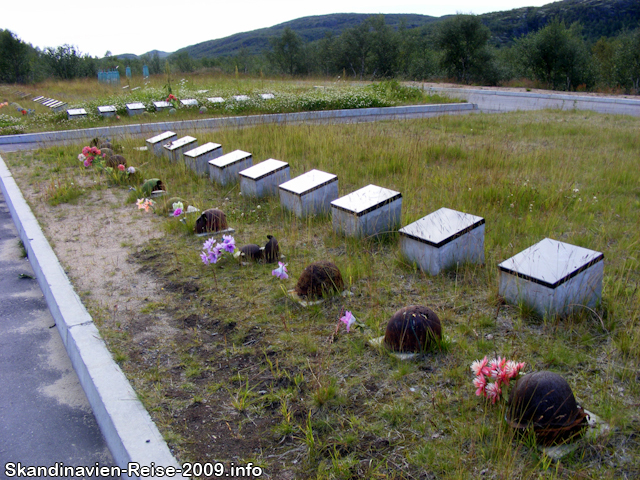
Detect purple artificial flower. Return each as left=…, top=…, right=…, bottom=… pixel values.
left=203, top=238, right=216, bottom=251
left=200, top=251, right=210, bottom=265
left=271, top=262, right=288, bottom=280
left=221, top=235, right=236, bottom=253
left=340, top=311, right=356, bottom=332
left=172, top=208, right=183, bottom=217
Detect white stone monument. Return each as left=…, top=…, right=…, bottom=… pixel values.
left=498, top=238, right=604, bottom=317
left=66, top=108, right=87, bottom=120
left=153, top=100, right=172, bottom=111
left=146, top=131, right=177, bottom=157
left=209, top=150, right=252, bottom=185
left=331, top=184, right=402, bottom=237
left=180, top=98, right=198, bottom=107
left=279, top=169, right=338, bottom=218
left=126, top=102, right=145, bottom=116
left=163, top=136, right=198, bottom=163
left=184, top=142, right=223, bottom=176
left=97, top=105, right=116, bottom=117
left=239, top=159, right=290, bottom=198
left=399, top=207, right=485, bottom=275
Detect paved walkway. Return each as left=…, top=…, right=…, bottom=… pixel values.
left=0, top=189, right=117, bottom=478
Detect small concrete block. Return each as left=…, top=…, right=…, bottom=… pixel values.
left=97, top=105, right=116, bottom=117
left=32, top=96, right=44, bottom=102
left=52, top=102, right=67, bottom=112
left=498, top=238, right=604, bottom=317
left=180, top=98, right=198, bottom=107
left=279, top=169, right=338, bottom=217
left=209, top=150, right=252, bottom=186
left=260, top=93, right=275, bottom=100
left=184, top=142, right=223, bottom=176
left=42, top=99, right=57, bottom=107
left=233, top=95, right=249, bottom=101
left=126, top=102, right=146, bottom=116
left=146, top=131, right=178, bottom=157
left=48, top=100, right=65, bottom=108
left=331, top=184, right=402, bottom=237
left=66, top=108, right=87, bottom=120
left=153, top=100, right=172, bottom=111
left=399, top=207, right=485, bottom=275
left=207, top=97, right=225, bottom=103
left=239, top=159, right=290, bottom=198
left=163, top=136, right=198, bottom=163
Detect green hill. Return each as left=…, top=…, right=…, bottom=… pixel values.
left=120, top=0, right=639, bottom=60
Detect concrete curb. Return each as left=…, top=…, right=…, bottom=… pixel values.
left=0, top=103, right=476, bottom=147
left=428, top=86, right=640, bottom=106
left=0, top=155, right=183, bottom=479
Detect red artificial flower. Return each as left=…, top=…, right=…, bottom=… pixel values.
left=118, top=164, right=125, bottom=171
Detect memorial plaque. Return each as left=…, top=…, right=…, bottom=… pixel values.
left=97, top=105, right=116, bottom=117
left=239, top=159, right=290, bottom=198
left=331, top=184, right=402, bottom=237
left=184, top=142, right=223, bottom=176
left=209, top=150, right=253, bottom=186
left=126, top=102, right=146, bottom=116
left=153, top=100, right=172, bottom=111
left=233, top=95, right=249, bottom=101
left=260, top=93, right=275, bottom=100
left=146, top=131, right=178, bottom=156
left=163, top=136, right=198, bottom=163
left=399, top=208, right=485, bottom=275
left=498, top=238, right=604, bottom=317
left=180, top=98, right=199, bottom=107
left=67, top=108, right=87, bottom=120
left=279, top=169, right=338, bottom=218
left=207, top=97, right=225, bottom=103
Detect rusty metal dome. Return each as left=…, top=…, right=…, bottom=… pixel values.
left=506, top=371, right=588, bottom=445
left=384, top=305, right=442, bottom=353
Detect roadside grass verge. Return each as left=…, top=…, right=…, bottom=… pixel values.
left=4, top=109, right=640, bottom=479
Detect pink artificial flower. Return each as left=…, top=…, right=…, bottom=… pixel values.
left=489, top=357, right=506, bottom=380
left=82, top=146, right=90, bottom=155
left=339, top=311, right=356, bottom=332
left=118, top=164, right=125, bottom=172
left=272, top=262, right=288, bottom=280
left=473, top=375, right=487, bottom=397
left=485, top=382, right=502, bottom=404
left=83, top=158, right=92, bottom=167
left=471, top=356, right=490, bottom=377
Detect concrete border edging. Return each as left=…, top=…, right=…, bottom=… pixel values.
left=0, top=155, right=183, bottom=479
left=0, top=103, right=476, bottom=147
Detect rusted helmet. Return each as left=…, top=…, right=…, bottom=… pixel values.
left=294, top=260, right=344, bottom=298
left=384, top=305, right=442, bottom=353
left=195, top=208, right=228, bottom=234
left=506, top=371, right=588, bottom=445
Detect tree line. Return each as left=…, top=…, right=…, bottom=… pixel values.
left=2, top=15, right=639, bottom=93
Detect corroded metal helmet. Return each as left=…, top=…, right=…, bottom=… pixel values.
left=384, top=305, right=442, bottom=353
left=294, top=260, right=344, bottom=298
left=195, top=208, right=227, bottom=234
left=506, top=371, right=588, bottom=445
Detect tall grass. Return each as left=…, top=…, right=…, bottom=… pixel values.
left=5, top=109, right=640, bottom=479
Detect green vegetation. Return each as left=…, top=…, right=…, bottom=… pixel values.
left=5, top=109, right=640, bottom=479
left=2, top=1, right=640, bottom=92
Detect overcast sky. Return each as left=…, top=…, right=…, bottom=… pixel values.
left=2, top=1, right=554, bottom=58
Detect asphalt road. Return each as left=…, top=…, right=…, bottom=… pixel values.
left=0, top=190, right=117, bottom=479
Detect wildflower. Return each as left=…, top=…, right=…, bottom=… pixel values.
left=485, top=382, right=502, bottom=404
left=220, top=235, right=236, bottom=253
left=118, top=164, right=125, bottom=172
left=339, top=310, right=356, bottom=332
left=471, top=356, right=490, bottom=377
left=272, top=261, right=288, bottom=280
left=473, top=375, right=487, bottom=396
left=127, top=166, right=136, bottom=174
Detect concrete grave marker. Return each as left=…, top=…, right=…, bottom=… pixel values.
left=207, top=97, right=225, bottom=104
left=97, top=105, right=116, bottom=117
left=279, top=169, right=338, bottom=218
left=498, top=238, right=604, bottom=317
left=126, top=102, right=145, bottom=116
left=153, top=101, right=172, bottom=111
left=331, top=184, right=402, bottom=237
left=163, top=136, right=198, bottom=163
left=66, top=108, right=87, bottom=120
left=260, top=93, right=275, bottom=100
left=239, top=159, right=290, bottom=198
left=180, top=98, right=198, bottom=107
left=209, top=150, right=252, bottom=186
left=399, top=207, right=485, bottom=275
left=184, top=142, right=223, bottom=176
left=145, top=131, right=177, bottom=157
left=233, top=95, right=249, bottom=101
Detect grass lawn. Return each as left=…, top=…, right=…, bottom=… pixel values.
left=4, top=108, right=640, bottom=479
